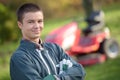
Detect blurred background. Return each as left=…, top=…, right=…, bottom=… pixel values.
left=0, top=0, right=120, bottom=80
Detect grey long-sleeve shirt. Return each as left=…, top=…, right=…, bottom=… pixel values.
left=10, top=40, right=85, bottom=80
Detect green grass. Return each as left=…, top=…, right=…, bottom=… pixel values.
left=103, top=3, right=120, bottom=43
left=0, top=65, right=10, bottom=80
left=0, top=3, right=120, bottom=80
left=85, top=56, right=120, bottom=80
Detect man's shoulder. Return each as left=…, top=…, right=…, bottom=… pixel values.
left=43, top=42, right=59, bottom=49
left=11, top=46, right=28, bottom=59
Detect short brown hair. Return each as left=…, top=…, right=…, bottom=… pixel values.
left=16, top=3, right=42, bottom=22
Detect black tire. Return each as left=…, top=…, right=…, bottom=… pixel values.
left=99, top=39, right=119, bottom=59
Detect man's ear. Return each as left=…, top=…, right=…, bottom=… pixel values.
left=17, top=21, right=22, bottom=29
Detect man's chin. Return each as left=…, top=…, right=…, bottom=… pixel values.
left=34, top=36, right=40, bottom=39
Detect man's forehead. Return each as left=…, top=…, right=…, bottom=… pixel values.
left=23, top=11, right=43, bottom=20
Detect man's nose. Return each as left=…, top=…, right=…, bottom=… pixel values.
left=34, top=22, right=40, bottom=28
left=34, top=22, right=43, bottom=29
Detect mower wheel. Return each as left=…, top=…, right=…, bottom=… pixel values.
left=99, top=39, right=119, bottom=59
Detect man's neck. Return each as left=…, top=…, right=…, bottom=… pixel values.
left=22, top=38, right=41, bottom=45
left=32, top=39, right=40, bottom=44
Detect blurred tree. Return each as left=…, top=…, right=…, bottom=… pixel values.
left=0, top=3, right=19, bottom=44
left=1, top=0, right=119, bottom=18
left=82, top=0, right=103, bottom=18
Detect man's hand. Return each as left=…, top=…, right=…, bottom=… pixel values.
left=57, top=59, right=73, bottom=74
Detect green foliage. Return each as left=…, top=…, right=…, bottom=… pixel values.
left=0, top=3, right=20, bottom=44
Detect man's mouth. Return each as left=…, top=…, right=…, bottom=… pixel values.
left=33, top=30, right=40, bottom=34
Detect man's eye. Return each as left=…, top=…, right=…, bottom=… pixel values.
left=28, top=21, right=33, bottom=23
left=28, top=22, right=31, bottom=23
left=38, top=20, right=43, bottom=23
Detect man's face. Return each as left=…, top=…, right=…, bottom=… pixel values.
left=18, top=11, right=44, bottom=41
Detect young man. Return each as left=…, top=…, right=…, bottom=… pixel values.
left=10, top=3, right=85, bottom=80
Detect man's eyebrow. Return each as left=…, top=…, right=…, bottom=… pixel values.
left=27, top=19, right=34, bottom=21
left=27, top=20, right=35, bottom=23
left=38, top=19, right=43, bottom=21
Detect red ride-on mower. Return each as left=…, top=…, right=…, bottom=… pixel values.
left=45, top=11, right=119, bottom=66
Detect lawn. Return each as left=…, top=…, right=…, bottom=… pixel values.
left=85, top=56, right=120, bottom=80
